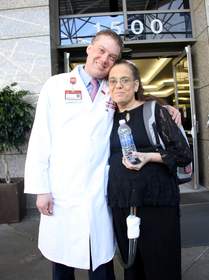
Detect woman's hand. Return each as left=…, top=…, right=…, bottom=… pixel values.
left=122, top=151, right=163, bottom=171
left=122, top=152, right=153, bottom=171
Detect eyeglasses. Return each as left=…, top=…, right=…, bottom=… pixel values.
left=108, top=77, right=133, bottom=87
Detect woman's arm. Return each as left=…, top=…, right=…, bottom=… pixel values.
left=122, top=102, right=192, bottom=172
left=155, top=103, right=192, bottom=173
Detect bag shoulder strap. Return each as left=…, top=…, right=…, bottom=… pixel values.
left=143, top=100, right=165, bottom=149
left=143, top=100, right=156, bottom=146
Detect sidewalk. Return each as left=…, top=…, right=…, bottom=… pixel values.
left=1, top=191, right=209, bottom=280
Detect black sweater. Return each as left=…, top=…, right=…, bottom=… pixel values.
left=107, top=103, right=192, bottom=207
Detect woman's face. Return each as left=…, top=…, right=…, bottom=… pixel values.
left=108, top=64, right=139, bottom=108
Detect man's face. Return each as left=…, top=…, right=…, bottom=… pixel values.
left=85, top=35, right=121, bottom=79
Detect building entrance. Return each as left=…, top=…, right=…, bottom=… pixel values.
left=64, top=45, right=198, bottom=189
left=131, top=48, right=198, bottom=190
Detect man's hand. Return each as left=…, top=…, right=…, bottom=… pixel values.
left=165, top=105, right=182, bottom=126
left=36, top=193, right=53, bottom=216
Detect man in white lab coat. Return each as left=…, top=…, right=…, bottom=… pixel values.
left=25, top=29, right=123, bottom=280
left=25, top=29, right=181, bottom=280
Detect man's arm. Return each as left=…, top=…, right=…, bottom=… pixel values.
left=25, top=79, right=52, bottom=197
left=164, top=105, right=181, bottom=126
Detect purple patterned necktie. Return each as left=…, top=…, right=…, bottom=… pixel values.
left=90, top=78, right=99, bottom=101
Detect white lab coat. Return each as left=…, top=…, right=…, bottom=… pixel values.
left=24, top=66, right=116, bottom=270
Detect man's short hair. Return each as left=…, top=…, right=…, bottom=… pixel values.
left=92, top=29, right=123, bottom=58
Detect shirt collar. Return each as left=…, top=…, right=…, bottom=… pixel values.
left=78, top=65, right=102, bottom=87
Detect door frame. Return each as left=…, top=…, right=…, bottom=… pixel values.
left=172, top=45, right=199, bottom=189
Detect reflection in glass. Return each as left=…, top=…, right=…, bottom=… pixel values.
left=60, top=15, right=124, bottom=45
left=126, top=0, right=190, bottom=11
left=174, top=57, right=191, bottom=133
left=59, top=0, right=122, bottom=15
left=127, top=12, right=192, bottom=41
left=60, top=12, right=192, bottom=46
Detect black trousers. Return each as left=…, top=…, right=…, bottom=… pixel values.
left=112, top=206, right=181, bottom=280
left=52, top=259, right=115, bottom=280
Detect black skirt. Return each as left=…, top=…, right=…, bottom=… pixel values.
left=112, top=206, right=181, bottom=280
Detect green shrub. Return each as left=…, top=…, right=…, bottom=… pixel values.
left=0, top=83, right=34, bottom=183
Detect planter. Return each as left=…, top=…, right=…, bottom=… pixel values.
left=0, top=178, right=26, bottom=224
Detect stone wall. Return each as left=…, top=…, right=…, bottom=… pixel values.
left=0, top=0, right=51, bottom=93
left=0, top=0, right=51, bottom=207
left=191, top=0, right=209, bottom=188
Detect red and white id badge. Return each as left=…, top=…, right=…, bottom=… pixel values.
left=65, top=90, right=82, bottom=103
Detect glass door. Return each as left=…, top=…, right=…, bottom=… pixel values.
left=172, top=45, right=199, bottom=189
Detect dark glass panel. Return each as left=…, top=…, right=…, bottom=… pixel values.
left=126, top=0, right=190, bottom=11
left=59, top=0, right=123, bottom=15
left=127, top=12, right=192, bottom=41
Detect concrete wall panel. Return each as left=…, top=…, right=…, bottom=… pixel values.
left=0, top=0, right=48, bottom=10
left=0, top=7, right=49, bottom=39
left=0, top=1, right=50, bottom=191
left=192, top=30, right=209, bottom=89
left=0, top=36, right=51, bottom=93
left=192, top=0, right=208, bottom=37
left=196, top=87, right=209, bottom=141
left=198, top=139, right=209, bottom=188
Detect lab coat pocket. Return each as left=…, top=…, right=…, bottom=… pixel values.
left=104, top=165, right=110, bottom=196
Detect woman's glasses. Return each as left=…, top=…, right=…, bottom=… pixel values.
left=108, top=77, right=134, bottom=87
